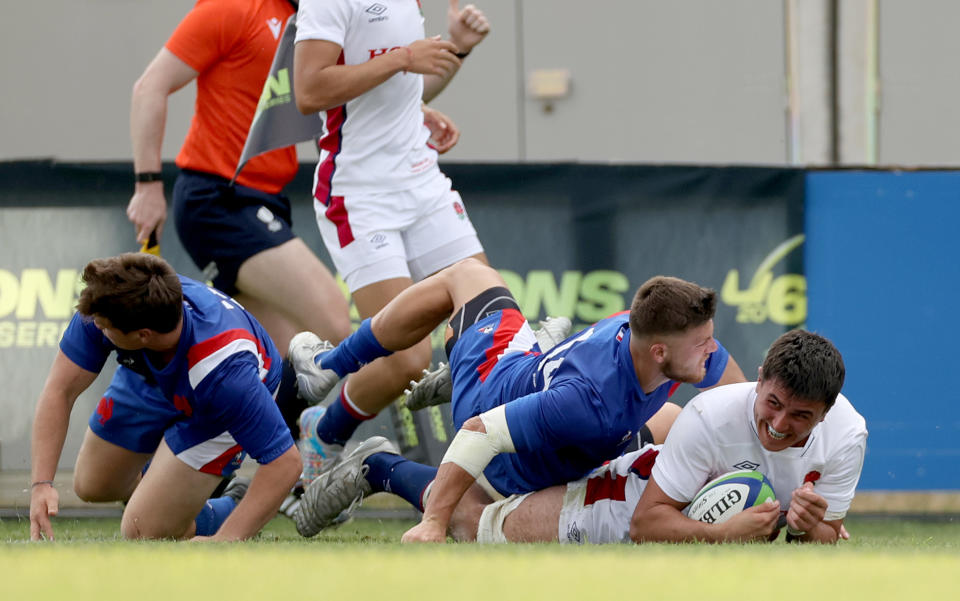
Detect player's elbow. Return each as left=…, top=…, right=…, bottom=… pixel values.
left=461, top=415, right=486, bottom=434
left=294, top=77, right=338, bottom=115
left=294, top=92, right=319, bottom=115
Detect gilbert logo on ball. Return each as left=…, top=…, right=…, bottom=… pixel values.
left=684, top=470, right=776, bottom=524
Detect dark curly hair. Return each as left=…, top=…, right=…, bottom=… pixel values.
left=761, top=330, right=845, bottom=409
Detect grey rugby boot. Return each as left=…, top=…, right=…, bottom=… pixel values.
left=402, top=316, right=573, bottom=411
left=402, top=362, right=453, bottom=411
left=293, top=436, right=399, bottom=537
left=288, top=331, right=341, bottom=404
left=222, top=476, right=250, bottom=504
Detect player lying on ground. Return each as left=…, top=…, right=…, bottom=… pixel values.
left=445, top=330, right=867, bottom=544
left=287, top=258, right=745, bottom=538
left=30, top=253, right=300, bottom=541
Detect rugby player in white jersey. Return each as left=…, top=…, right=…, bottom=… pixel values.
left=453, top=330, right=866, bottom=545
left=290, top=0, right=494, bottom=482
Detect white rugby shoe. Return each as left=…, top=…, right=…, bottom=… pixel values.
left=534, top=316, right=573, bottom=350
left=288, top=331, right=340, bottom=404
left=298, top=405, right=344, bottom=484
left=278, top=484, right=303, bottom=519
left=402, top=316, right=573, bottom=411
left=293, top=436, right=399, bottom=537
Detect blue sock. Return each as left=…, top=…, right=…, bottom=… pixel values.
left=315, top=391, right=371, bottom=446
left=318, top=318, right=391, bottom=377
left=194, top=496, right=237, bottom=536
left=364, top=452, right=437, bottom=512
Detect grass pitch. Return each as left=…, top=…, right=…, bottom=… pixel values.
left=1, top=515, right=958, bottom=601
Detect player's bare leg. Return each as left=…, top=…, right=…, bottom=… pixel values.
left=342, top=276, right=435, bottom=415
left=447, top=483, right=494, bottom=542
left=501, top=486, right=565, bottom=542
left=235, top=238, right=352, bottom=351
left=332, top=253, right=496, bottom=415
left=294, top=258, right=505, bottom=465
left=120, top=439, right=222, bottom=540
left=73, top=428, right=152, bottom=503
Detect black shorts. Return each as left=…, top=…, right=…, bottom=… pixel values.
left=444, top=286, right=520, bottom=358
left=173, top=169, right=296, bottom=295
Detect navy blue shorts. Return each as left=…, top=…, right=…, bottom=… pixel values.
left=173, top=169, right=296, bottom=295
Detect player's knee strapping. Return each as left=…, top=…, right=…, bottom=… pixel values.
left=441, top=405, right=516, bottom=478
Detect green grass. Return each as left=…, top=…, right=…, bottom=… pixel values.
left=1, top=515, right=958, bottom=601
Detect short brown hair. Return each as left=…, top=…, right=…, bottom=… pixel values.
left=761, top=330, right=845, bottom=409
left=76, top=253, right=183, bottom=334
left=628, top=276, right=717, bottom=338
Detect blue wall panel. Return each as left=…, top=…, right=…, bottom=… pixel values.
left=806, top=171, right=960, bottom=490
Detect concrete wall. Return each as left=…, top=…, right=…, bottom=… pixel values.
left=2, top=1, right=791, bottom=164
left=6, top=1, right=955, bottom=166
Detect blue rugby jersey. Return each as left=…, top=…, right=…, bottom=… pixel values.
left=479, top=314, right=728, bottom=495
left=59, top=277, right=292, bottom=464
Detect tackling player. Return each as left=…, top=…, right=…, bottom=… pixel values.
left=29, top=253, right=300, bottom=541
left=286, top=258, right=745, bottom=538
left=450, top=330, right=867, bottom=545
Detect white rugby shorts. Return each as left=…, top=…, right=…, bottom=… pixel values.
left=314, top=172, right=484, bottom=292
left=477, top=445, right=661, bottom=544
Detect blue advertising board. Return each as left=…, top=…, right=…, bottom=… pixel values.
left=806, top=171, right=960, bottom=490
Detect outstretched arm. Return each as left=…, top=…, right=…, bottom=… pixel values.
left=402, top=406, right=514, bottom=543
left=30, top=352, right=99, bottom=541
left=128, top=48, right=197, bottom=244
left=423, top=1, right=490, bottom=102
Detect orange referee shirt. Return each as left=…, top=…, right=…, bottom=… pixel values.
left=166, top=0, right=298, bottom=194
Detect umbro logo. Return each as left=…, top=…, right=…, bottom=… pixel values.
left=266, top=17, right=282, bottom=40
left=366, top=3, right=389, bottom=22
left=734, top=460, right=760, bottom=471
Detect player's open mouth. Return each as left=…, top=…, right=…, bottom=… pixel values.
left=766, top=423, right=787, bottom=440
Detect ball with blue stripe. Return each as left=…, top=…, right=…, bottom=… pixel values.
left=684, top=470, right=776, bottom=524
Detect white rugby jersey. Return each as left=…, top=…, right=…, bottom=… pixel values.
left=653, top=382, right=868, bottom=521
left=296, top=0, right=440, bottom=199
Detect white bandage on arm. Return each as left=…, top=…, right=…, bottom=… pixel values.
left=440, top=405, right=516, bottom=478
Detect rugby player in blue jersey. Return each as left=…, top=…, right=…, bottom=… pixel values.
left=29, top=253, right=301, bottom=541
left=288, top=258, right=744, bottom=540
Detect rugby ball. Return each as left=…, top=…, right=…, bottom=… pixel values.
left=684, top=470, right=776, bottom=524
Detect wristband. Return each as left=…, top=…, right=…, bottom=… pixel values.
left=135, top=172, right=163, bottom=183
left=31, top=480, right=54, bottom=488
left=455, top=51, right=470, bottom=59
